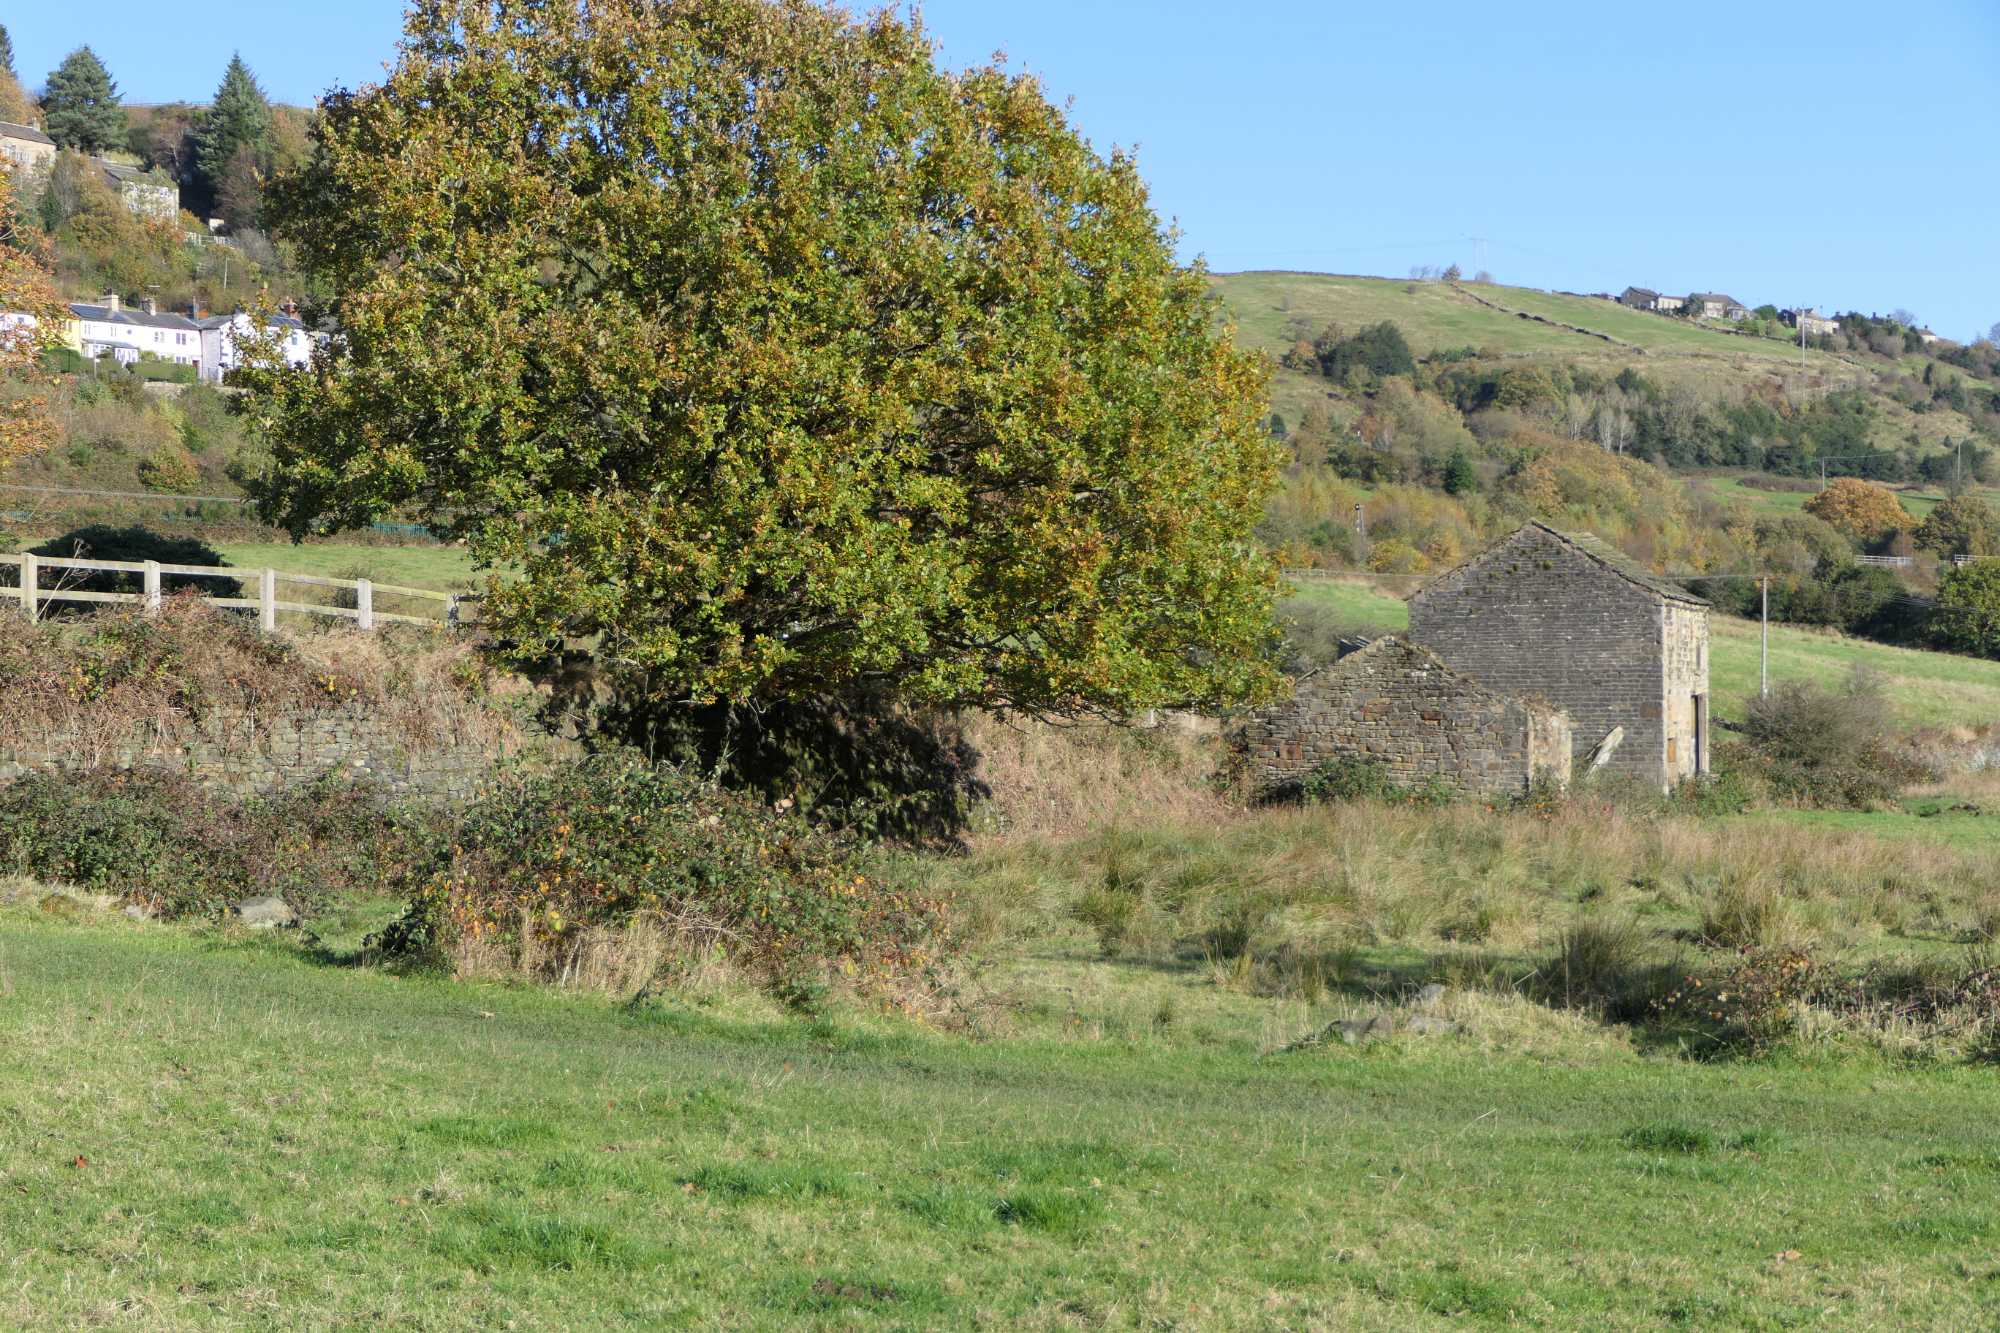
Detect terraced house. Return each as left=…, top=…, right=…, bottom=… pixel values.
left=68, top=294, right=201, bottom=369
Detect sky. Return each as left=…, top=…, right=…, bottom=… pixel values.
left=9, top=2, right=1997, bottom=337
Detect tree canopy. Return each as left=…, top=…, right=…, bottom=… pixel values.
left=1933, top=561, right=2000, bottom=659
left=195, top=55, right=273, bottom=225
left=0, top=24, right=14, bottom=80
left=1802, top=477, right=1910, bottom=543
left=1912, top=493, right=2000, bottom=559
left=42, top=47, right=125, bottom=154
left=0, top=162, right=70, bottom=467
left=243, top=0, right=1282, bottom=717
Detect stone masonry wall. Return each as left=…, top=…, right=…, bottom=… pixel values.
left=1661, top=600, right=1710, bottom=781
left=1407, top=525, right=1700, bottom=790
left=1238, top=637, right=1572, bottom=797
left=0, top=704, right=507, bottom=802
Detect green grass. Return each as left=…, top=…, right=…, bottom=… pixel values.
left=1284, top=575, right=2000, bottom=728
left=1212, top=272, right=1850, bottom=369
left=7, top=901, right=2000, bottom=1328
left=210, top=542, right=487, bottom=591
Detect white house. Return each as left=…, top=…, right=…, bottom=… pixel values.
left=0, top=122, right=55, bottom=175
left=196, top=310, right=320, bottom=384
left=94, top=160, right=180, bottom=223
left=69, top=295, right=200, bottom=367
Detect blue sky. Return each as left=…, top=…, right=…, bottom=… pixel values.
left=9, top=2, right=1996, bottom=336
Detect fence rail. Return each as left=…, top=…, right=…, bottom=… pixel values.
left=0, top=552, right=475, bottom=630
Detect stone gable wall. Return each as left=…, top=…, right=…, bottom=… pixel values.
left=1238, top=639, right=1571, bottom=797
left=0, top=704, right=513, bottom=802
left=1407, top=526, right=1707, bottom=789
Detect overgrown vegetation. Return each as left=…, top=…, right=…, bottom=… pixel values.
left=374, top=756, right=952, bottom=1010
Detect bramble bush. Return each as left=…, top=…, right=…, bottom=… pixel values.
left=1271, top=756, right=1454, bottom=808
left=0, top=769, right=440, bottom=920
left=372, top=755, right=952, bottom=1007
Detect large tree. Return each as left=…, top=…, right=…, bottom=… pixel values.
left=42, top=47, right=125, bottom=154
left=194, top=54, right=272, bottom=224
left=0, top=25, right=14, bottom=81
left=0, top=161, right=70, bottom=466
left=242, top=0, right=1282, bottom=717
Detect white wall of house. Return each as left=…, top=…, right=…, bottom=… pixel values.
left=198, top=313, right=318, bottom=384
left=71, top=303, right=201, bottom=368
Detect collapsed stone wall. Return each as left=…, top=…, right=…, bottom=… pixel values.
left=1237, top=636, right=1571, bottom=797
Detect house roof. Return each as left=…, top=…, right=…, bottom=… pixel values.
left=196, top=311, right=309, bottom=333
left=0, top=121, right=54, bottom=146
left=1620, top=287, right=1659, bottom=301
left=1690, top=293, right=1747, bottom=308
left=1410, top=522, right=1707, bottom=608
left=69, top=302, right=200, bottom=332
left=95, top=160, right=173, bottom=189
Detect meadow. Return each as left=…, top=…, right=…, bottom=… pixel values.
left=8, top=855, right=2000, bottom=1331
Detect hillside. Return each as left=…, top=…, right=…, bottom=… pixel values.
left=1213, top=272, right=1993, bottom=458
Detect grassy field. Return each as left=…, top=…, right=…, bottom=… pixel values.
left=1284, top=575, right=2000, bottom=728
left=7, top=888, right=2000, bottom=1330
left=211, top=542, right=487, bottom=591
left=1211, top=272, right=1847, bottom=369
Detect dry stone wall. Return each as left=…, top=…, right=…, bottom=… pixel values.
left=1238, top=637, right=1571, bottom=797
left=0, top=704, right=508, bottom=802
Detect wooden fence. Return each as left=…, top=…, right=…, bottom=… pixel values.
left=0, top=552, right=473, bottom=630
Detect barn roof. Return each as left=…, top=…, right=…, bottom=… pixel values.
left=1411, top=523, right=1707, bottom=607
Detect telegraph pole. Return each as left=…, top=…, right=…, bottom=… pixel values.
left=1760, top=577, right=1769, bottom=698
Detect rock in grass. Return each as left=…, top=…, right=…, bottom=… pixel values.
left=123, top=903, right=155, bottom=921
left=1404, top=1015, right=1460, bottom=1036
left=1416, top=983, right=1447, bottom=1008
left=233, top=896, right=298, bottom=930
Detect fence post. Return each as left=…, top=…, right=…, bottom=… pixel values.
left=260, top=568, right=276, bottom=632
left=18, top=552, right=35, bottom=621
left=356, top=578, right=373, bottom=631
left=446, top=594, right=460, bottom=627
left=143, top=560, right=162, bottom=617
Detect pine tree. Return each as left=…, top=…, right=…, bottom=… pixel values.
left=1442, top=447, right=1478, bottom=496
left=43, top=47, right=126, bottom=153
left=194, top=55, right=272, bottom=224
left=0, top=24, right=15, bottom=80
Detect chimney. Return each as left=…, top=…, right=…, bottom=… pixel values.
left=100, top=293, right=120, bottom=314
left=143, top=297, right=158, bottom=317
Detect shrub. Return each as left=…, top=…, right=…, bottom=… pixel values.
left=1738, top=672, right=1916, bottom=806
left=137, top=444, right=201, bottom=493
left=1279, top=756, right=1454, bottom=808
left=372, top=755, right=951, bottom=1005
left=27, top=525, right=232, bottom=603
left=1933, top=560, right=2000, bottom=658
left=0, top=769, right=439, bottom=920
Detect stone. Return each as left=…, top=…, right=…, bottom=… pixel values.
left=1403, top=1015, right=1459, bottom=1036
left=1334, top=1020, right=1371, bottom=1046
left=1415, top=982, right=1447, bottom=1007
left=233, top=895, right=298, bottom=929
left=1363, top=1013, right=1397, bottom=1039
left=123, top=903, right=155, bottom=921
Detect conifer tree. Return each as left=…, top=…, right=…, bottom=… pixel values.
left=0, top=25, right=15, bottom=80
left=42, top=47, right=126, bottom=153
left=195, top=54, right=272, bottom=220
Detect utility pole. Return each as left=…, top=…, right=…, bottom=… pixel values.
left=1761, top=576, right=1769, bottom=698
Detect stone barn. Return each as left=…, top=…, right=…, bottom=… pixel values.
left=1406, top=523, right=1709, bottom=790
left=1239, top=636, right=1572, bottom=797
